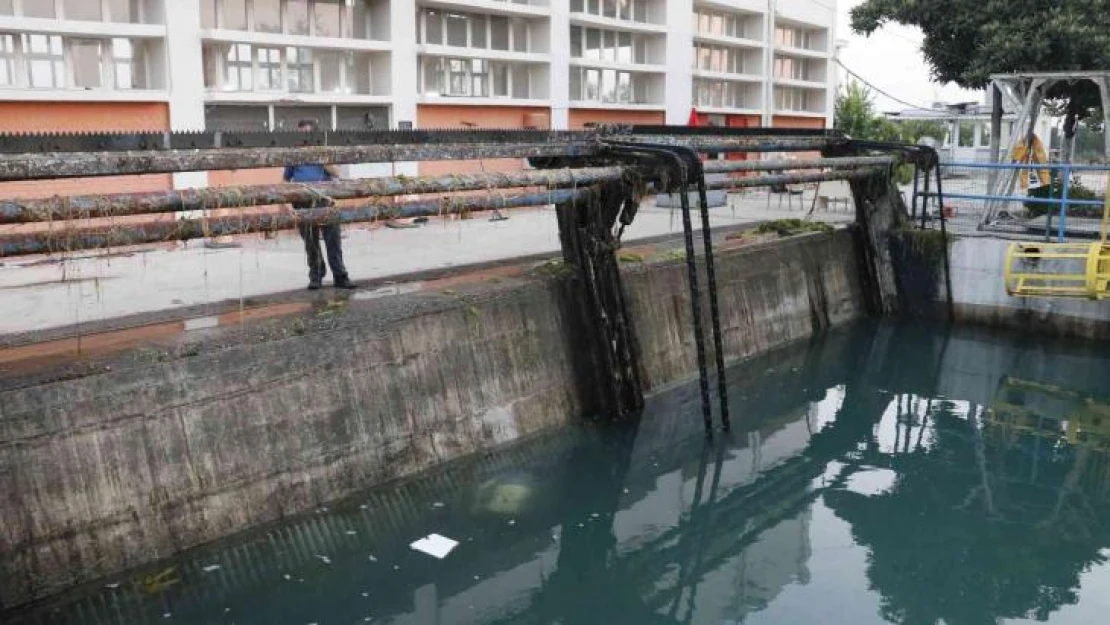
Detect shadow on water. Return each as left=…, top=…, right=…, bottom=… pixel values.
left=7, top=320, right=1110, bottom=624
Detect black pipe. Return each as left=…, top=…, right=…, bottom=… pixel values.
left=920, top=166, right=932, bottom=230
left=696, top=177, right=731, bottom=431
left=935, top=164, right=956, bottom=322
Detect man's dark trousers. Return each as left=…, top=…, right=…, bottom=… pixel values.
left=295, top=204, right=348, bottom=284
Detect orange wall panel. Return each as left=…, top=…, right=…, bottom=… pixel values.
left=0, top=101, right=170, bottom=133
left=568, top=108, right=665, bottom=129
left=772, top=115, right=827, bottom=130
left=416, top=104, right=552, bottom=176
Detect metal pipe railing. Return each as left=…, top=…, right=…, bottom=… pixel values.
left=703, top=155, right=897, bottom=174
left=0, top=167, right=625, bottom=224
left=705, top=168, right=885, bottom=191
left=0, top=188, right=589, bottom=257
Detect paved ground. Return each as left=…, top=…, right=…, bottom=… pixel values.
left=0, top=190, right=854, bottom=336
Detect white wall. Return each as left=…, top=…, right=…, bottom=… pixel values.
left=664, top=0, right=694, bottom=124
left=164, top=0, right=207, bottom=189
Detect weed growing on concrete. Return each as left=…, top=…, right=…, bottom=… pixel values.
left=618, top=252, right=644, bottom=263
left=756, top=219, right=834, bottom=237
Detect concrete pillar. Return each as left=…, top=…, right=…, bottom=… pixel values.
left=549, top=0, right=570, bottom=129
left=664, top=0, right=694, bottom=124
left=164, top=0, right=207, bottom=189
left=390, top=0, right=418, bottom=130
left=761, top=2, right=775, bottom=127
left=389, top=0, right=419, bottom=176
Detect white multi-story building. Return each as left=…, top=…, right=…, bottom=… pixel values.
left=0, top=0, right=836, bottom=190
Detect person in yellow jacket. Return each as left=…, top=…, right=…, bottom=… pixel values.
left=1011, top=134, right=1050, bottom=189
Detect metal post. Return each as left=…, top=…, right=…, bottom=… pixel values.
left=935, top=165, right=955, bottom=321
left=910, top=164, right=920, bottom=222
left=1059, top=164, right=1071, bottom=243
left=921, top=166, right=932, bottom=230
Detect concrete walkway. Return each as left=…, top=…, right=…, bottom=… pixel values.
left=0, top=193, right=853, bottom=336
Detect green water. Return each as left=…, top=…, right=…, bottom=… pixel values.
left=8, top=320, right=1110, bottom=625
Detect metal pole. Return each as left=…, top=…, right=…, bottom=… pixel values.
left=921, top=166, right=932, bottom=230
left=702, top=155, right=896, bottom=174
left=0, top=167, right=626, bottom=224
left=696, top=177, right=731, bottom=431
left=704, top=168, right=884, bottom=191
left=0, top=188, right=589, bottom=257
left=910, top=164, right=920, bottom=222
left=1058, top=164, right=1071, bottom=243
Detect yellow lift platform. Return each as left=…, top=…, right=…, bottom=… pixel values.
left=1005, top=176, right=1110, bottom=300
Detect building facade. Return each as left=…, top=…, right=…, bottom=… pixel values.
left=0, top=0, right=836, bottom=189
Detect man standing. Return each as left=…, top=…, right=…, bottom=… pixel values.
left=284, top=119, right=356, bottom=290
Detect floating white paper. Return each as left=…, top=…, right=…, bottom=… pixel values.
left=409, top=534, right=459, bottom=559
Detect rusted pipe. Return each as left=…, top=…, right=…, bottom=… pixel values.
left=704, top=155, right=897, bottom=174
left=705, top=167, right=886, bottom=191
left=0, top=167, right=625, bottom=224
left=0, top=188, right=590, bottom=257
left=0, top=142, right=599, bottom=181
left=622, top=135, right=844, bottom=153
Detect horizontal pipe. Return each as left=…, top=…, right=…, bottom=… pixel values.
left=621, top=135, right=844, bottom=153
left=0, top=188, right=590, bottom=257
left=918, top=191, right=1104, bottom=207
left=704, top=167, right=885, bottom=191
left=0, top=142, right=599, bottom=181
left=704, top=155, right=897, bottom=174
left=0, top=166, right=625, bottom=224
left=943, top=161, right=1110, bottom=172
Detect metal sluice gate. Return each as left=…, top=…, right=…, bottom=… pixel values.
left=0, top=125, right=925, bottom=434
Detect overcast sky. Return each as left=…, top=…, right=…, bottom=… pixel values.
left=835, top=0, right=980, bottom=113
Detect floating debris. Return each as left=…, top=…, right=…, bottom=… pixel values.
left=162, top=613, right=171, bottom=619
left=359, top=504, right=369, bottom=510
left=474, top=575, right=481, bottom=581
left=507, top=519, right=516, bottom=526
left=432, top=502, right=446, bottom=508
left=201, top=564, right=221, bottom=573
left=361, top=592, right=369, bottom=597
left=283, top=574, right=292, bottom=580
left=590, top=513, right=600, bottom=519
left=393, top=565, right=400, bottom=571
left=411, top=534, right=459, bottom=559
left=315, top=555, right=332, bottom=565
left=346, top=530, right=357, bottom=535
left=104, top=583, right=120, bottom=590
left=368, top=555, right=378, bottom=562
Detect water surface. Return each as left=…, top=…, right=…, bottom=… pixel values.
left=9, top=321, right=1110, bottom=625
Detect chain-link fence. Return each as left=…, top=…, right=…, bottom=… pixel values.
left=912, top=162, right=1110, bottom=239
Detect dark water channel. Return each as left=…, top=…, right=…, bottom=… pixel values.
left=8, top=320, right=1110, bottom=625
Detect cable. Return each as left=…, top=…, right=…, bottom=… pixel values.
left=835, top=58, right=945, bottom=113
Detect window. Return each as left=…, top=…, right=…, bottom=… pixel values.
left=511, top=20, right=525, bottom=52
left=287, top=47, right=313, bottom=92
left=201, top=0, right=216, bottom=27
left=205, top=104, right=270, bottom=131
left=471, top=15, right=487, bottom=48
left=958, top=121, right=975, bottom=147
left=225, top=43, right=252, bottom=91
left=254, top=0, right=282, bottom=33
left=223, top=0, right=248, bottom=30
left=492, top=62, right=508, bottom=96
left=445, top=13, right=467, bottom=46
left=71, top=40, right=104, bottom=88
left=287, top=0, right=310, bottom=35
left=319, top=50, right=343, bottom=92
left=315, top=0, right=342, bottom=37
left=257, top=46, right=281, bottom=90
left=0, top=35, right=14, bottom=85
left=65, top=0, right=102, bottom=20
left=490, top=16, right=509, bottom=50
left=424, top=10, right=442, bottom=44
left=24, top=34, right=64, bottom=88
left=106, top=0, right=135, bottom=23
left=23, top=0, right=55, bottom=19
left=345, top=51, right=370, bottom=93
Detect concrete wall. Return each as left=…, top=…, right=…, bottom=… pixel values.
left=0, top=229, right=865, bottom=608
left=942, top=236, right=1110, bottom=340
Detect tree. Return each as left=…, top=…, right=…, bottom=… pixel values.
left=895, top=119, right=948, bottom=145
left=834, top=80, right=900, bottom=141
left=850, top=0, right=1110, bottom=156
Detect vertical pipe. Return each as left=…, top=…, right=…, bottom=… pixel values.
left=935, top=165, right=955, bottom=322
left=910, top=163, right=920, bottom=222
left=680, top=186, right=714, bottom=437
left=921, top=166, right=932, bottom=230
left=1059, top=164, right=1071, bottom=243
left=696, top=179, right=731, bottom=431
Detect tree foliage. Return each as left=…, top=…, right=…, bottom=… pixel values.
left=835, top=80, right=900, bottom=141
left=850, top=0, right=1110, bottom=135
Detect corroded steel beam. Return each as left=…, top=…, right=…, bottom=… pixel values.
left=705, top=167, right=886, bottom=191
left=0, top=167, right=625, bottom=224
left=0, top=188, right=589, bottom=257
left=704, top=155, right=897, bottom=174
left=0, top=142, right=599, bottom=181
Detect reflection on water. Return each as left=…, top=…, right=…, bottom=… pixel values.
left=7, top=321, right=1110, bottom=625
